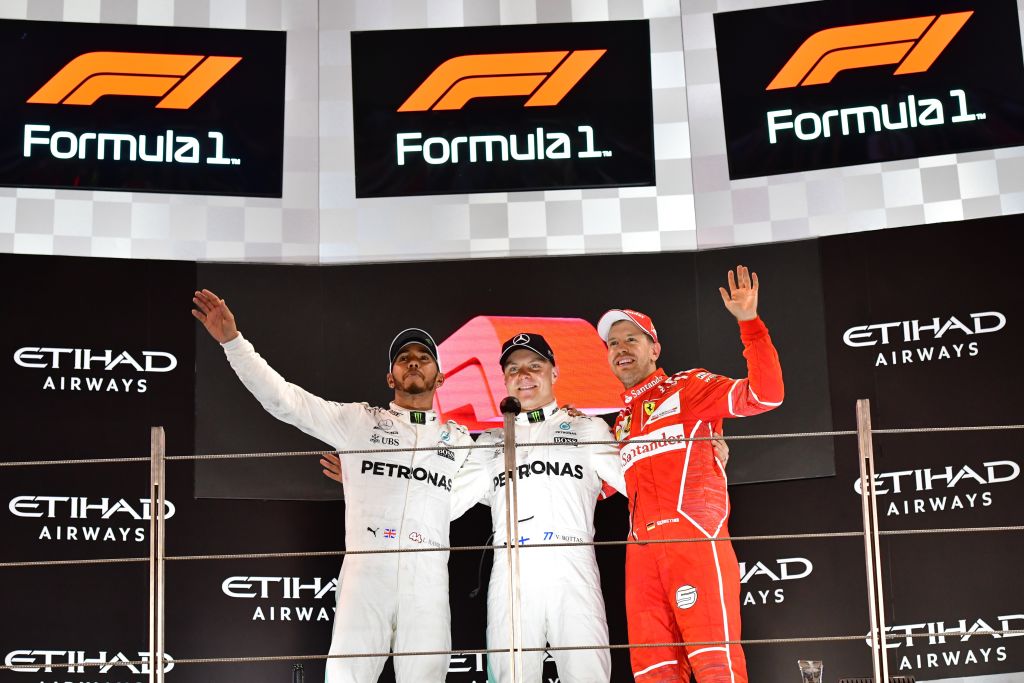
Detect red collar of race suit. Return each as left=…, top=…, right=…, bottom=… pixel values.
left=619, top=368, right=668, bottom=405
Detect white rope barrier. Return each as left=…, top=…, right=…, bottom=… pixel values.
left=2, top=526, right=1022, bottom=569
left=2, top=422, right=1021, bottom=468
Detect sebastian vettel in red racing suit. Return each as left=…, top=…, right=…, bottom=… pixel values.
left=598, top=265, right=784, bottom=683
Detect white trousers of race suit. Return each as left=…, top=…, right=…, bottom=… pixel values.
left=487, top=544, right=611, bottom=683
left=326, top=553, right=450, bottom=683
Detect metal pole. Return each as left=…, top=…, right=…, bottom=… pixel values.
left=866, top=412, right=890, bottom=682
left=149, top=427, right=166, bottom=683
left=499, top=397, right=523, bottom=683
left=856, top=400, right=888, bottom=682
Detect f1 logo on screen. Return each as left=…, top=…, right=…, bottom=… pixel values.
left=351, top=20, right=655, bottom=198
left=27, top=51, right=241, bottom=109
left=397, top=50, right=605, bottom=111
left=433, top=316, right=621, bottom=432
left=714, top=0, right=1024, bottom=179
left=766, top=13, right=972, bottom=90
left=0, top=19, right=285, bottom=196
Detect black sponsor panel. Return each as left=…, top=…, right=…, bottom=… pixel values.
left=164, top=541, right=342, bottom=682
left=696, top=240, right=835, bottom=483
left=734, top=538, right=875, bottom=679
left=0, top=253, right=195, bottom=468
left=870, top=431, right=1022, bottom=680
left=819, top=215, right=1024, bottom=680
left=0, top=254, right=196, bottom=682
left=194, top=263, right=336, bottom=500
left=714, top=0, right=1024, bottom=178
left=705, top=217, right=1023, bottom=681
left=0, top=20, right=285, bottom=196
left=351, top=20, right=655, bottom=197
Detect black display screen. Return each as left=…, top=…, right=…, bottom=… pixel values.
left=714, top=0, right=1024, bottom=179
left=351, top=20, right=655, bottom=198
left=0, top=20, right=286, bottom=196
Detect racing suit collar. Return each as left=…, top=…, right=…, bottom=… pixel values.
left=516, top=401, right=559, bottom=425
left=388, top=401, right=439, bottom=425
left=620, top=369, right=667, bottom=405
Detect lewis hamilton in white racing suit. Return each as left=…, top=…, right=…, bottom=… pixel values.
left=192, top=289, right=477, bottom=683
left=451, top=332, right=627, bottom=683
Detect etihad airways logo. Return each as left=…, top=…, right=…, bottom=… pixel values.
left=222, top=575, right=337, bottom=623
left=738, top=556, right=813, bottom=607
left=398, top=50, right=604, bottom=112
left=853, top=460, right=1019, bottom=518
left=4, top=649, right=174, bottom=674
left=842, top=311, right=1006, bottom=367
left=877, top=613, right=1022, bottom=674
left=13, top=346, right=178, bottom=394
left=9, top=495, right=176, bottom=544
left=766, top=13, right=972, bottom=90
left=28, top=51, right=240, bottom=109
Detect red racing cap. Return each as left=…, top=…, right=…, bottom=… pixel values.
left=597, top=309, right=658, bottom=344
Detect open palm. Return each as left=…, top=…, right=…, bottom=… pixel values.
left=718, top=265, right=759, bottom=322
left=191, top=289, right=239, bottom=343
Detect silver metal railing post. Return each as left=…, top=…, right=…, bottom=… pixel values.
left=149, top=427, right=166, bottom=683
left=856, top=400, right=889, bottom=682
left=500, top=397, right=524, bottom=683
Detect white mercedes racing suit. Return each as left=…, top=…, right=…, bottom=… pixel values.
left=222, top=334, right=476, bottom=683
left=452, top=403, right=626, bottom=683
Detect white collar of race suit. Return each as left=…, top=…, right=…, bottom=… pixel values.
left=620, top=368, right=668, bottom=405
left=515, top=401, right=559, bottom=425
left=388, top=402, right=438, bottom=425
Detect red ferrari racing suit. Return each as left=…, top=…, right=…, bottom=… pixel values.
left=613, top=317, right=784, bottom=682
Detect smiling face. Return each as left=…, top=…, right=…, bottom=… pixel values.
left=606, top=320, right=661, bottom=389
left=388, top=342, right=442, bottom=396
left=502, top=349, right=558, bottom=411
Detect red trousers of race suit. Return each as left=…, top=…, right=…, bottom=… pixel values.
left=625, top=523, right=746, bottom=683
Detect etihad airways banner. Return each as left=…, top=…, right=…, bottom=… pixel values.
left=350, top=20, right=655, bottom=197
left=713, top=0, right=1024, bottom=178
left=0, top=20, right=285, bottom=196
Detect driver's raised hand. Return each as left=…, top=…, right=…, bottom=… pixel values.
left=191, top=289, right=239, bottom=344
left=718, top=265, right=759, bottom=322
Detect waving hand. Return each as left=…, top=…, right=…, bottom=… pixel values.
left=718, top=265, right=759, bottom=322
left=192, top=289, right=240, bottom=343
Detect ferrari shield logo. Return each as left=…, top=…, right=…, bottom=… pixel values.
left=643, top=401, right=656, bottom=416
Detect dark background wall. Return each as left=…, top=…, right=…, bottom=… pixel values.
left=1, top=216, right=1021, bottom=682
